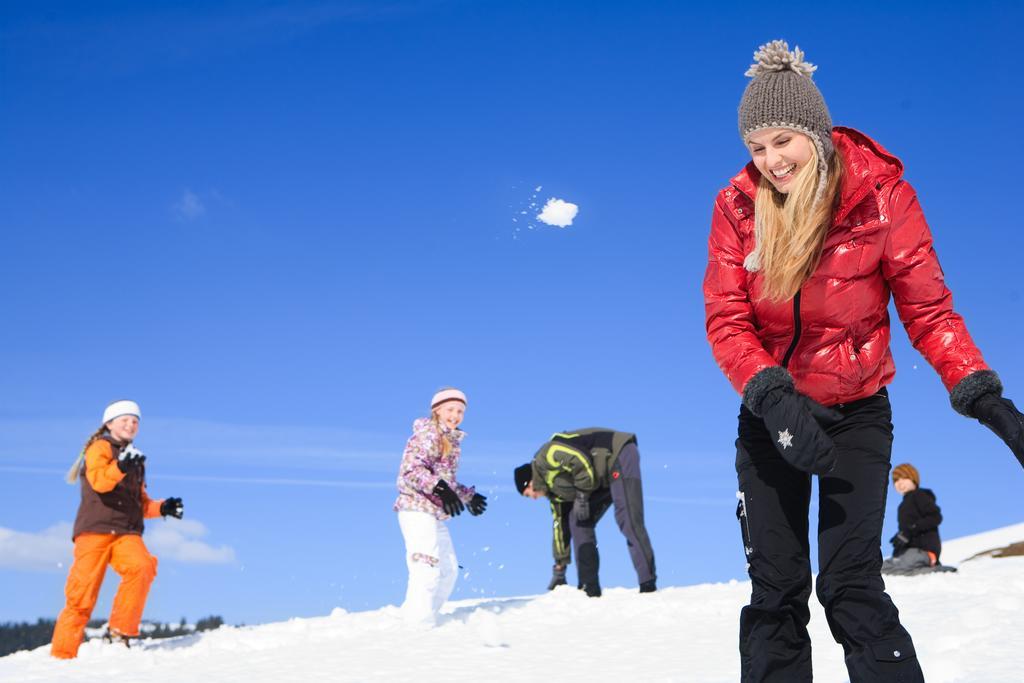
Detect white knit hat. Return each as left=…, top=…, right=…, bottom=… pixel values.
left=431, top=388, right=467, bottom=409
left=102, top=400, right=141, bottom=425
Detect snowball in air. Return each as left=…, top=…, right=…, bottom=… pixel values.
left=537, top=198, right=579, bottom=228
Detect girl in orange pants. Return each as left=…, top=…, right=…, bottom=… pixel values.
left=50, top=400, right=184, bottom=659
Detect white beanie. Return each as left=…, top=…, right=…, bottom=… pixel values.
left=431, top=388, right=467, bottom=410
left=102, top=400, right=141, bottom=425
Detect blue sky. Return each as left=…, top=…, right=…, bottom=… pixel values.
left=2, top=1, right=1022, bottom=626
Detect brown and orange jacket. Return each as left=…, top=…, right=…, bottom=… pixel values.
left=72, top=435, right=163, bottom=540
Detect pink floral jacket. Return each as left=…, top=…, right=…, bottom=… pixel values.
left=393, top=417, right=476, bottom=520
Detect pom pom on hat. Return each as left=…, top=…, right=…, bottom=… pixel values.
left=102, top=400, right=141, bottom=425
left=745, top=40, right=818, bottom=78
left=892, top=463, right=920, bottom=487
left=431, top=388, right=467, bottom=409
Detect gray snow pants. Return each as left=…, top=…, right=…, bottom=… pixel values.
left=735, top=389, right=925, bottom=683
left=882, top=548, right=933, bottom=575
left=570, top=443, right=656, bottom=589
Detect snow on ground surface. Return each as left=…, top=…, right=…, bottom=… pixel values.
left=939, top=520, right=1024, bottom=563
left=4, top=526, right=1023, bottom=683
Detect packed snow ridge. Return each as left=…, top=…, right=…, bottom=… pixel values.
left=4, top=523, right=1024, bottom=683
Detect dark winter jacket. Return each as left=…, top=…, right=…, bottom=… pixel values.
left=529, top=428, right=637, bottom=565
left=704, top=127, right=990, bottom=407
left=72, top=436, right=162, bottom=540
left=530, top=428, right=637, bottom=503
left=896, top=488, right=942, bottom=559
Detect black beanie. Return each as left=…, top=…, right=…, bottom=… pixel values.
left=513, top=463, right=533, bottom=495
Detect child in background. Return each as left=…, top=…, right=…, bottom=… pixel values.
left=50, top=400, right=184, bottom=658
left=882, top=463, right=945, bottom=575
left=393, top=388, right=487, bottom=626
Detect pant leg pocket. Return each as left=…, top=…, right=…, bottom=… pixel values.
left=869, top=636, right=916, bottom=662
left=852, top=635, right=923, bottom=682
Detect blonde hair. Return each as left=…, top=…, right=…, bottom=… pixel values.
left=431, top=412, right=454, bottom=457
left=65, top=426, right=109, bottom=484
left=746, top=142, right=843, bottom=302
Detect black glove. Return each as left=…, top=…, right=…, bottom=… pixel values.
left=116, top=444, right=146, bottom=474
left=467, top=492, right=487, bottom=516
left=547, top=564, right=567, bottom=590
left=160, top=497, right=184, bottom=519
left=972, top=393, right=1024, bottom=469
left=889, top=531, right=910, bottom=553
left=759, top=386, right=844, bottom=474
left=432, top=479, right=464, bottom=517
left=573, top=491, right=590, bottom=522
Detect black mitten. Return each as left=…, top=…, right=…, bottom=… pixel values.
left=467, top=493, right=487, bottom=516
left=972, top=393, right=1024, bottom=469
left=547, top=564, right=567, bottom=590
left=432, top=479, right=465, bottom=517
left=758, top=386, right=844, bottom=474
left=572, top=491, right=590, bottom=522
left=890, top=531, right=909, bottom=554
left=160, top=497, right=184, bottom=519
left=116, top=444, right=146, bottom=474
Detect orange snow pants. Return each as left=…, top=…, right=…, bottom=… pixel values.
left=50, top=533, right=158, bottom=659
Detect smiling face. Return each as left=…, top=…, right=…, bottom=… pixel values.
left=433, top=401, right=465, bottom=430
left=105, top=414, right=139, bottom=444
left=746, top=128, right=816, bottom=194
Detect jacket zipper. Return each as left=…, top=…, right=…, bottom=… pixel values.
left=781, top=291, right=802, bottom=369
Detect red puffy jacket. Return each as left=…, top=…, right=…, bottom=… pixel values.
left=704, top=127, right=989, bottom=407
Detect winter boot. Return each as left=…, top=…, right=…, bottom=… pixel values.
left=102, top=629, right=132, bottom=649
left=639, top=579, right=657, bottom=593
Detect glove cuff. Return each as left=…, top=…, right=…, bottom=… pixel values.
left=743, top=366, right=794, bottom=417
left=950, top=370, right=1003, bottom=417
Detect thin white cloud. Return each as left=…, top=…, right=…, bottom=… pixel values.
left=536, top=198, right=579, bottom=228
left=0, top=519, right=234, bottom=571
left=146, top=518, right=236, bottom=564
left=174, top=189, right=206, bottom=220
left=0, top=523, right=73, bottom=572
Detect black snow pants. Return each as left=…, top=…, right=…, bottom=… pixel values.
left=734, top=388, right=925, bottom=683
left=571, top=443, right=656, bottom=590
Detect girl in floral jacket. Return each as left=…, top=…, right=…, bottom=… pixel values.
left=394, top=388, right=486, bottom=626
left=704, top=41, right=1024, bottom=682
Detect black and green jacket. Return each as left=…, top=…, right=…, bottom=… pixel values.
left=530, top=428, right=638, bottom=564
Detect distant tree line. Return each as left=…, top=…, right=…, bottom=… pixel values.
left=0, top=616, right=225, bottom=658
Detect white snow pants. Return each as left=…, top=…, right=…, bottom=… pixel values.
left=397, top=510, right=458, bottom=627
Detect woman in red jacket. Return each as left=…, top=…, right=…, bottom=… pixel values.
left=704, top=41, right=1024, bottom=682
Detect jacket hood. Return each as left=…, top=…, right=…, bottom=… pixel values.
left=412, top=417, right=465, bottom=442
left=729, top=127, right=904, bottom=223
left=906, top=487, right=936, bottom=502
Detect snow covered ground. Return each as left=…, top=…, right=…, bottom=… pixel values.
left=5, top=523, right=1024, bottom=683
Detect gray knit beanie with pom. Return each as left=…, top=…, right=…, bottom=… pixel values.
left=738, top=40, right=833, bottom=185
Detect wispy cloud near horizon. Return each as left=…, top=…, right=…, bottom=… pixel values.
left=0, top=518, right=236, bottom=570
left=146, top=518, right=236, bottom=564
left=0, top=523, right=72, bottom=572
